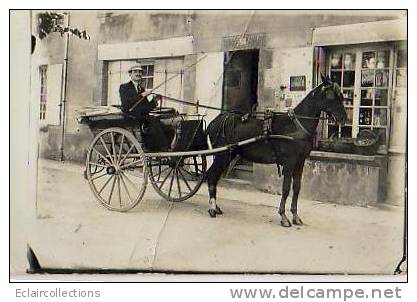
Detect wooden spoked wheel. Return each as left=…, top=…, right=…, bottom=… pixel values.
left=85, top=127, right=147, bottom=211
left=148, top=154, right=206, bottom=202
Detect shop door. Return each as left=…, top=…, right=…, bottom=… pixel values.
left=390, top=48, right=407, bottom=151
left=386, top=47, right=406, bottom=203
left=221, top=49, right=259, bottom=180
left=222, top=49, right=259, bottom=113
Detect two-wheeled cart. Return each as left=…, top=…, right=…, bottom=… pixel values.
left=77, top=100, right=293, bottom=212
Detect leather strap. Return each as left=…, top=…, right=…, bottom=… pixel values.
left=288, top=108, right=312, bottom=137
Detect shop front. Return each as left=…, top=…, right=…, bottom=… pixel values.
left=254, top=18, right=407, bottom=205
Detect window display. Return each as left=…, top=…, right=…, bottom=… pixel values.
left=324, top=47, right=397, bottom=151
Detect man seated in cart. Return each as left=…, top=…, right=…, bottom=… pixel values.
left=119, top=65, right=171, bottom=151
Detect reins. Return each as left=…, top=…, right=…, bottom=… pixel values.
left=129, top=54, right=209, bottom=112
left=152, top=93, right=328, bottom=122
left=155, top=93, right=327, bottom=139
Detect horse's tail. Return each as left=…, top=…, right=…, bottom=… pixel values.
left=206, top=132, right=213, bottom=150
left=206, top=113, right=227, bottom=147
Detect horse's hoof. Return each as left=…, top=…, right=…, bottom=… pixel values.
left=280, top=220, right=292, bottom=227
left=215, top=206, right=223, bottom=215
left=293, top=218, right=303, bottom=225
left=208, top=209, right=217, bottom=218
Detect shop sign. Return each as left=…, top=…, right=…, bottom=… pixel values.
left=289, top=75, right=306, bottom=91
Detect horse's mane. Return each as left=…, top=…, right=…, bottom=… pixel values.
left=293, top=83, right=322, bottom=112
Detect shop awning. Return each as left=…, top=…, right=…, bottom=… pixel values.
left=312, top=18, right=407, bottom=46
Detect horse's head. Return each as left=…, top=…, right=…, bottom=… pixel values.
left=317, top=74, right=347, bottom=125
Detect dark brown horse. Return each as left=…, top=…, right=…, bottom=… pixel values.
left=206, top=75, right=347, bottom=227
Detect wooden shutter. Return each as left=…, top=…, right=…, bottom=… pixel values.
left=195, top=52, right=224, bottom=123
left=45, top=64, right=63, bottom=125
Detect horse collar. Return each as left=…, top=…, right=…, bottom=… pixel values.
left=287, top=108, right=312, bottom=138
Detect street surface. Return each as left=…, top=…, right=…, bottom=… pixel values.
left=16, top=159, right=405, bottom=275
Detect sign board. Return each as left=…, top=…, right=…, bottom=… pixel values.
left=289, top=75, right=306, bottom=91
left=223, top=33, right=265, bottom=51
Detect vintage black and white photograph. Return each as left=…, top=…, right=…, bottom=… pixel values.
left=10, top=9, right=407, bottom=278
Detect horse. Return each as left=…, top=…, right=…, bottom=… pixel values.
left=205, top=75, right=347, bottom=227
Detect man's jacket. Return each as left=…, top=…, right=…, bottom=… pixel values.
left=119, top=81, right=157, bottom=118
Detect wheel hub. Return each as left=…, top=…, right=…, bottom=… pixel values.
left=168, top=159, right=181, bottom=168
left=106, top=166, right=117, bottom=175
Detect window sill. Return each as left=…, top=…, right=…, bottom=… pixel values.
left=309, top=150, right=387, bottom=166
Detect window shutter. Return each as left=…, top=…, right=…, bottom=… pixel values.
left=107, top=61, right=122, bottom=106
left=152, top=59, right=166, bottom=96
left=46, top=64, right=63, bottom=125
left=195, top=52, right=224, bottom=123
left=153, top=58, right=184, bottom=112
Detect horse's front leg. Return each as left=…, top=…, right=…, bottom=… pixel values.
left=290, top=175, right=303, bottom=225
left=278, top=165, right=292, bottom=227
left=291, top=161, right=305, bottom=225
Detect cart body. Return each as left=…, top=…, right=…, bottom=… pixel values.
left=77, top=106, right=208, bottom=211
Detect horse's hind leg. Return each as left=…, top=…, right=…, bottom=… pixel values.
left=278, top=165, right=292, bottom=227
left=206, top=153, right=231, bottom=218
left=291, top=160, right=305, bottom=225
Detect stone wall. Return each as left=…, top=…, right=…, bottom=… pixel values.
left=254, top=152, right=388, bottom=206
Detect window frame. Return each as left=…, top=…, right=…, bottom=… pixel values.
left=106, top=60, right=155, bottom=106
left=138, top=63, right=155, bottom=91
left=39, top=65, right=48, bottom=121
left=323, top=43, right=397, bottom=151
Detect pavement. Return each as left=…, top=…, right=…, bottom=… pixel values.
left=12, top=159, right=405, bottom=276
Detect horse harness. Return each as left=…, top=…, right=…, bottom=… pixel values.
left=287, top=108, right=314, bottom=138
left=262, top=109, right=318, bottom=177
left=208, top=109, right=321, bottom=177
left=262, top=110, right=282, bottom=175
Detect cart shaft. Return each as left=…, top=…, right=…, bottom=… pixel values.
left=144, top=134, right=294, bottom=158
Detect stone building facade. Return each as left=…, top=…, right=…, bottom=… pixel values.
left=31, top=10, right=407, bottom=205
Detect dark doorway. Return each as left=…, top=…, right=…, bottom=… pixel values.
left=222, top=49, right=259, bottom=113
left=222, top=49, right=259, bottom=181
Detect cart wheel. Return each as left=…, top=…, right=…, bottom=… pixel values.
left=148, top=154, right=206, bottom=202
left=85, top=127, right=147, bottom=211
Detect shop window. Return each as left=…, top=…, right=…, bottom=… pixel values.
left=329, top=51, right=356, bottom=138
left=395, top=49, right=407, bottom=88
left=324, top=46, right=397, bottom=151
left=358, top=50, right=390, bottom=147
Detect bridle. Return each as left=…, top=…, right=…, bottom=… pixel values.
left=282, top=82, right=344, bottom=138
left=287, top=108, right=315, bottom=137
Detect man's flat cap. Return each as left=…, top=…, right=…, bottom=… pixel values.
left=128, top=65, right=144, bottom=72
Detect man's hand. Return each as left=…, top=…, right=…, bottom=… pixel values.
left=141, top=91, right=152, bottom=97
